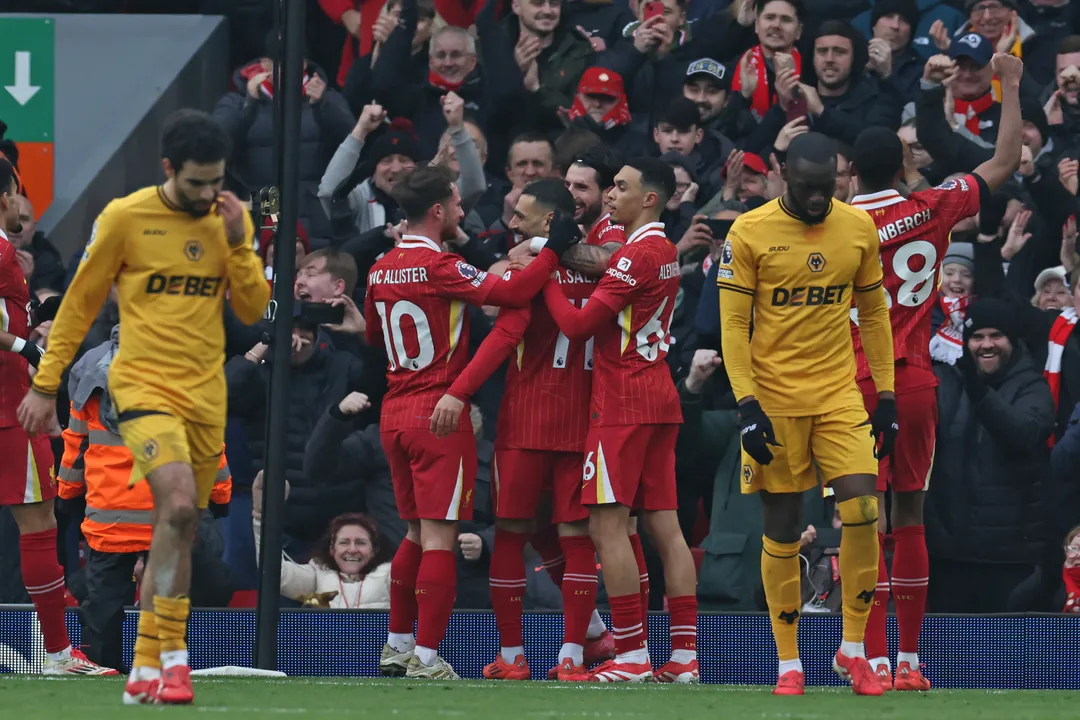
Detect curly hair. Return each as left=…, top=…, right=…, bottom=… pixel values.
left=310, top=513, right=393, bottom=576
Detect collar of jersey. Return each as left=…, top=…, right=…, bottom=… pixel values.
left=399, top=234, right=441, bottom=251
left=850, top=189, right=905, bottom=210
left=778, top=196, right=833, bottom=223
left=626, top=221, right=665, bottom=244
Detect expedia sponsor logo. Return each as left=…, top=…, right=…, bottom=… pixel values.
left=145, top=274, right=224, bottom=297
left=770, top=284, right=848, bottom=307
left=606, top=267, right=637, bottom=286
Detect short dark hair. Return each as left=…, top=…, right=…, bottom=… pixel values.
left=554, top=127, right=602, bottom=173
left=835, top=141, right=853, bottom=163
left=755, top=0, right=803, bottom=23
left=1059, top=35, right=1080, bottom=55
left=507, top=132, right=554, bottom=167
left=625, top=157, right=677, bottom=205
left=657, top=96, right=700, bottom=132
left=303, top=247, right=359, bottom=296
left=161, top=109, right=232, bottom=172
left=573, top=144, right=624, bottom=190
left=522, top=178, right=576, bottom=216
left=787, top=131, right=837, bottom=167
left=852, top=127, right=902, bottom=190
left=0, top=158, right=16, bottom=196
left=391, top=165, right=456, bottom=222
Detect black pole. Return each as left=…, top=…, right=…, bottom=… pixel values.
left=254, top=0, right=304, bottom=672
left=271, top=0, right=286, bottom=185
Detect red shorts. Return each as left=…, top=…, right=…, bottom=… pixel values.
left=582, top=424, right=678, bottom=511
left=0, top=426, right=56, bottom=506
left=381, top=429, right=477, bottom=522
left=860, top=375, right=937, bottom=493
left=492, top=449, right=587, bottom=524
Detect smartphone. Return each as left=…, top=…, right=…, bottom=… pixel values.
left=295, top=301, right=345, bottom=326
left=786, top=86, right=808, bottom=122
left=704, top=218, right=735, bottom=240
left=643, top=1, right=665, bottom=21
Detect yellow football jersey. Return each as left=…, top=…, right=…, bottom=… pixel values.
left=718, top=197, right=893, bottom=417
left=34, top=187, right=269, bottom=425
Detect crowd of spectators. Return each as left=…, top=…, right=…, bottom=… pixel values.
left=4, top=0, right=1080, bottom=663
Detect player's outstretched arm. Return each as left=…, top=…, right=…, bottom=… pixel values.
left=32, top=210, right=125, bottom=399
left=220, top=192, right=271, bottom=325
left=559, top=242, right=620, bottom=278
left=541, top=280, right=615, bottom=340
left=478, top=249, right=560, bottom=308
left=973, top=53, right=1024, bottom=192
left=447, top=307, right=531, bottom=402
left=0, top=329, right=43, bottom=367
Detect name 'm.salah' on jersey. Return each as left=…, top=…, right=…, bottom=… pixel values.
left=0, top=230, right=30, bottom=428
left=588, top=222, right=682, bottom=427
left=495, top=219, right=627, bottom=451
left=850, top=174, right=984, bottom=385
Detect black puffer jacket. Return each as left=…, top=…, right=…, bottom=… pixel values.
left=211, top=60, right=355, bottom=248
left=225, top=334, right=367, bottom=542
left=926, top=347, right=1055, bottom=565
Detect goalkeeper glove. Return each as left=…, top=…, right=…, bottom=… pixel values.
left=10, top=337, right=44, bottom=368
left=739, top=399, right=779, bottom=465
left=871, top=396, right=899, bottom=459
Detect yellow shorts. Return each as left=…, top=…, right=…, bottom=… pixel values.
left=740, top=404, right=878, bottom=495
left=117, top=410, right=224, bottom=509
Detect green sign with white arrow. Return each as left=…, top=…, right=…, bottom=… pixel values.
left=0, top=18, right=54, bottom=143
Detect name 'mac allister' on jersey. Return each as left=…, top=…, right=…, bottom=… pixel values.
left=447, top=217, right=628, bottom=451
left=850, top=174, right=984, bottom=388
left=543, top=222, right=683, bottom=427
left=364, top=235, right=560, bottom=433
left=718, top=198, right=895, bottom=416
left=33, top=187, right=269, bottom=426
left=0, top=229, right=31, bottom=428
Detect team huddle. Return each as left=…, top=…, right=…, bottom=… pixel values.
left=0, top=51, right=1023, bottom=702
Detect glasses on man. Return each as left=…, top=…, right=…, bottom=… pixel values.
left=970, top=1, right=1009, bottom=14
left=431, top=50, right=472, bottom=61
left=1067, top=544, right=1080, bottom=558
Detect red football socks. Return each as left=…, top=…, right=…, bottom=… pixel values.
left=865, top=532, right=889, bottom=663
left=531, top=525, right=565, bottom=587
left=891, top=525, right=929, bottom=656
left=20, top=529, right=71, bottom=654
left=629, top=533, right=650, bottom=637
left=559, top=535, right=598, bottom=645
left=388, top=538, right=423, bottom=635
left=667, top=595, right=698, bottom=653
left=415, top=549, right=458, bottom=651
left=490, top=528, right=529, bottom=649
left=608, top=593, right=645, bottom=656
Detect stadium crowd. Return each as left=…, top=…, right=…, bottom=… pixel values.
left=3, top=0, right=1080, bottom=685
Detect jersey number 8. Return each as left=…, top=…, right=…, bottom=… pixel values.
left=850, top=240, right=938, bottom=326
left=375, top=300, right=435, bottom=372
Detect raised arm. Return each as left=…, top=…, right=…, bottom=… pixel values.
left=560, top=241, right=620, bottom=277
left=221, top=193, right=271, bottom=325
left=972, top=53, right=1024, bottom=192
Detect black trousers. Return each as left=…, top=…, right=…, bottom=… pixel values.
left=80, top=549, right=139, bottom=673
left=927, top=556, right=1033, bottom=613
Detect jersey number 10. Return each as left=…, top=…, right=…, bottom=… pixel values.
left=850, top=241, right=938, bottom=326
left=375, top=300, right=435, bottom=372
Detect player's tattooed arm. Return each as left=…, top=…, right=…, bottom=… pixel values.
left=559, top=242, right=620, bottom=278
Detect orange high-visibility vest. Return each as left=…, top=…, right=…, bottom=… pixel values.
left=57, top=395, right=232, bottom=554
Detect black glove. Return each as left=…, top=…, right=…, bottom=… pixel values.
left=15, top=339, right=43, bottom=368
left=871, top=396, right=899, bottom=459
left=30, top=295, right=61, bottom=325
left=739, top=399, right=778, bottom=465
left=543, top=209, right=582, bottom=258
left=957, top=349, right=987, bottom=402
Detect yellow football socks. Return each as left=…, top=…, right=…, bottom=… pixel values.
left=154, top=595, right=191, bottom=655
left=838, top=496, right=880, bottom=644
left=132, top=609, right=161, bottom=669
left=762, top=536, right=802, bottom=661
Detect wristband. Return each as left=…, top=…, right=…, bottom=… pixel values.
left=529, top=236, right=548, bottom=253
left=11, top=337, right=25, bottom=354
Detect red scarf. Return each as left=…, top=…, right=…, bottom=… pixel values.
left=1064, top=567, right=1080, bottom=614
left=953, top=91, right=997, bottom=136
left=240, top=62, right=309, bottom=100
left=1043, top=306, right=1077, bottom=447
left=731, top=45, right=802, bottom=120
left=929, top=294, right=973, bottom=365
left=429, top=70, right=464, bottom=92
left=567, top=94, right=632, bottom=129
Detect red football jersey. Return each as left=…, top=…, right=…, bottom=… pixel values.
left=496, top=218, right=627, bottom=451
left=588, top=222, right=682, bottom=427
left=850, top=175, right=982, bottom=386
left=365, top=234, right=555, bottom=432
left=0, top=230, right=30, bottom=428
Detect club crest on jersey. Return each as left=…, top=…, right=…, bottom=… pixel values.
left=142, top=439, right=159, bottom=462
left=456, top=261, right=487, bottom=287
left=742, top=464, right=754, bottom=484
left=807, top=252, right=826, bottom=273
left=185, top=240, right=204, bottom=262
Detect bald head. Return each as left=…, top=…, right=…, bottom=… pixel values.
left=783, top=132, right=836, bottom=223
